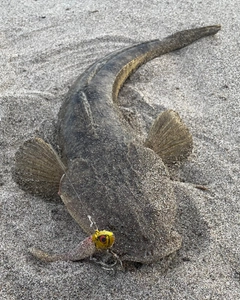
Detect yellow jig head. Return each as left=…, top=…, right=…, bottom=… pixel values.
left=91, top=230, right=115, bottom=250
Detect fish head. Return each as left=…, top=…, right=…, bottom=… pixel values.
left=59, top=141, right=181, bottom=263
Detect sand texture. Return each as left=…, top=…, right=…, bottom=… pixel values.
left=0, top=1, right=239, bottom=299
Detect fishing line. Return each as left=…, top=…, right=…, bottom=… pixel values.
left=44, top=111, right=99, bottom=231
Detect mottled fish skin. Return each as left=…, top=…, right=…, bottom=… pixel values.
left=58, top=25, right=220, bottom=160
left=56, top=25, right=220, bottom=263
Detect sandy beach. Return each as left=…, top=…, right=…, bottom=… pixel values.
left=1, top=1, right=239, bottom=299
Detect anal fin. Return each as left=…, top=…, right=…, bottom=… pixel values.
left=145, top=110, right=193, bottom=164
left=13, top=137, right=65, bottom=198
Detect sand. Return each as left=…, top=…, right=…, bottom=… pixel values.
left=1, top=0, right=239, bottom=299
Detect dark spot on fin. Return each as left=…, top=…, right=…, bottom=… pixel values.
left=13, top=137, right=65, bottom=198
left=145, top=110, right=193, bottom=164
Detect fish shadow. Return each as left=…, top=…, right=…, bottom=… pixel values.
left=173, top=183, right=210, bottom=262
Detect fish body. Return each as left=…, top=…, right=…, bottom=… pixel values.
left=14, top=25, right=221, bottom=263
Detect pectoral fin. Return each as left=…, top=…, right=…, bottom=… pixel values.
left=145, top=110, right=193, bottom=163
left=13, top=137, right=65, bottom=197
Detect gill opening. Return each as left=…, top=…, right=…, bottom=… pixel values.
left=57, top=170, right=98, bottom=231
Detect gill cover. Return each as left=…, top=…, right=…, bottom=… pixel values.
left=92, top=230, right=115, bottom=250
